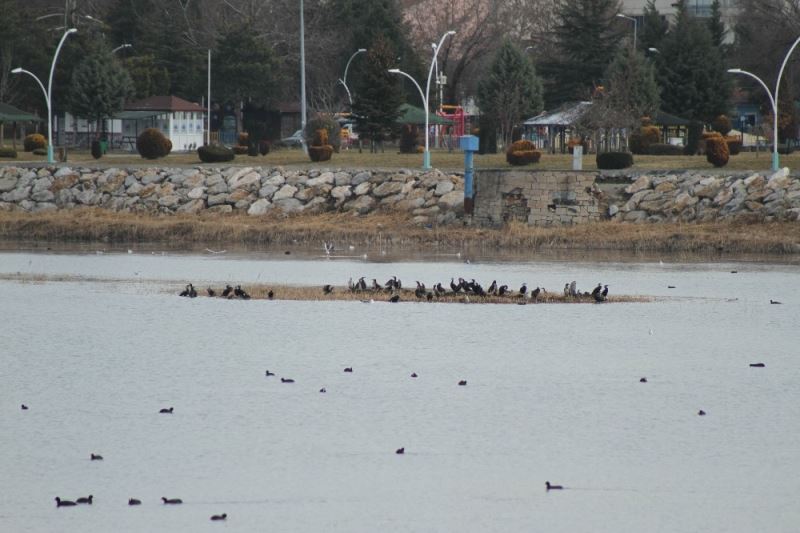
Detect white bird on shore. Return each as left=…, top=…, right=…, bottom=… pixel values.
left=323, top=241, right=334, bottom=255
left=205, top=248, right=226, bottom=254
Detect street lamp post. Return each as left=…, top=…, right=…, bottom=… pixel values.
left=12, top=27, right=77, bottom=164
left=389, top=30, right=455, bottom=170
left=727, top=34, right=800, bottom=171
left=338, top=48, right=366, bottom=107
left=299, top=0, right=307, bottom=152
left=617, top=14, right=637, bottom=50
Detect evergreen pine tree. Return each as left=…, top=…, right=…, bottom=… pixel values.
left=67, top=39, right=133, bottom=137
left=351, top=35, right=405, bottom=151
left=604, top=47, right=660, bottom=120
left=477, top=39, right=544, bottom=147
left=549, top=0, right=624, bottom=105
left=122, top=55, right=170, bottom=100
left=655, top=0, right=730, bottom=123
left=707, top=0, right=727, bottom=50
left=215, top=25, right=280, bottom=108
left=639, top=0, right=669, bottom=53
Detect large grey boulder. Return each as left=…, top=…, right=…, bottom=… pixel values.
left=247, top=198, right=272, bottom=216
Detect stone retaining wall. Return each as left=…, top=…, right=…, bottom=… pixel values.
left=0, top=166, right=465, bottom=225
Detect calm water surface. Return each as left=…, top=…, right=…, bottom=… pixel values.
left=1, top=251, right=799, bottom=532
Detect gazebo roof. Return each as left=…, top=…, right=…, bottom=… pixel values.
left=0, top=102, right=41, bottom=122
left=124, top=95, right=205, bottom=112
left=396, top=103, right=452, bottom=125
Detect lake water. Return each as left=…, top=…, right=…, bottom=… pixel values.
left=1, top=250, right=799, bottom=532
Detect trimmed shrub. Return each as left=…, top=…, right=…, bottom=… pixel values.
left=711, top=114, right=732, bottom=136
left=506, top=140, right=542, bottom=166
left=596, top=151, right=633, bottom=169
left=725, top=136, right=742, bottom=156
left=91, top=140, right=103, bottom=160
left=308, top=145, right=333, bottom=162
left=232, top=145, right=248, bottom=155
left=706, top=136, right=729, bottom=167
left=33, top=148, right=47, bottom=156
left=399, top=123, right=418, bottom=154
left=629, top=125, right=660, bottom=155
left=258, top=140, right=270, bottom=156
left=165, top=138, right=172, bottom=154
left=0, top=147, right=18, bottom=158
left=304, top=115, right=341, bottom=153
left=136, top=128, right=170, bottom=159
left=197, top=144, right=235, bottom=163
left=24, top=133, right=47, bottom=152
left=647, top=143, right=684, bottom=156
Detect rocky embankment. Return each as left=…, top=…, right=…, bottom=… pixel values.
left=0, top=166, right=465, bottom=225
left=608, top=169, right=800, bottom=223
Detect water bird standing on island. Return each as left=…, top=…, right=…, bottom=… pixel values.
left=162, top=497, right=183, bottom=505
left=358, top=277, right=367, bottom=291
left=564, top=283, right=570, bottom=297
left=531, top=287, right=541, bottom=301
left=498, top=285, right=509, bottom=296
left=55, top=497, right=77, bottom=507
left=206, top=287, right=216, bottom=297
left=591, top=283, right=602, bottom=298
left=371, top=279, right=381, bottom=291
left=76, top=495, right=93, bottom=504
left=234, top=285, right=250, bottom=299
left=602, top=285, right=609, bottom=297
left=267, top=290, right=274, bottom=300
left=389, top=294, right=400, bottom=303
left=323, top=284, right=334, bottom=295
left=450, top=278, right=461, bottom=293
left=569, top=281, right=578, bottom=297
left=545, top=481, right=563, bottom=491
left=519, top=283, right=528, bottom=297
left=488, top=280, right=497, bottom=295
left=179, top=284, right=197, bottom=298
left=221, top=285, right=233, bottom=298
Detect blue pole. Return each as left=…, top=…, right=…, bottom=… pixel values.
left=459, top=135, right=478, bottom=214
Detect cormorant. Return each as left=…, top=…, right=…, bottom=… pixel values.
left=750, top=363, right=765, bottom=368
left=591, top=283, right=602, bottom=297
left=234, top=285, right=250, bottom=299
left=498, top=285, right=509, bottom=296
left=162, top=497, right=183, bottom=505
left=698, top=410, right=706, bottom=416
left=601, top=284, right=609, bottom=297
left=358, top=277, right=367, bottom=291
left=519, top=283, right=528, bottom=297
left=593, top=291, right=607, bottom=303
left=371, top=279, right=381, bottom=291
left=265, top=370, right=275, bottom=376
left=545, top=482, right=563, bottom=491
left=281, top=378, right=295, bottom=383
left=348, top=278, right=355, bottom=291
left=159, top=407, right=173, bottom=414
left=179, top=284, right=192, bottom=297
left=221, top=285, right=233, bottom=297
left=128, top=498, right=141, bottom=506
left=206, top=287, right=216, bottom=297
left=344, top=367, right=353, bottom=373
left=21, top=404, right=28, bottom=410
left=563, top=283, right=570, bottom=296
left=426, top=292, right=433, bottom=301
left=531, top=287, right=541, bottom=300
left=569, top=281, right=577, bottom=297
left=319, top=387, right=326, bottom=393
left=410, top=373, right=418, bottom=378
left=211, top=513, right=227, bottom=521
left=640, top=377, right=647, bottom=383
left=395, top=447, right=405, bottom=454
left=90, top=453, right=103, bottom=461
left=55, top=497, right=77, bottom=507
left=450, top=278, right=461, bottom=293
left=389, top=294, right=400, bottom=303
left=770, top=299, right=782, bottom=304
left=323, top=284, right=334, bottom=294
left=488, top=280, right=497, bottom=295
left=267, top=290, right=274, bottom=300
left=458, top=380, right=467, bottom=386
left=76, top=495, right=93, bottom=505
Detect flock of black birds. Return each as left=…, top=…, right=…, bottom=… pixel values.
left=343, top=276, right=610, bottom=303
left=180, top=283, right=257, bottom=300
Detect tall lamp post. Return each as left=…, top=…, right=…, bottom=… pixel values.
left=616, top=13, right=637, bottom=50
left=727, top=34, right=800, bottom=171
left=339, top=48, right=366, bottom=108
left=389, top=30, right=455, bottom=169
left=12, top=27, right=77, bottom=164
left=299, top=0, right=307, bottom=152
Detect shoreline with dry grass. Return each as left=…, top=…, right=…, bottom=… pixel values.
left=1, top=209, right=799, bottom=257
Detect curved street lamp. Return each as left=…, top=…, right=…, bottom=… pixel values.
left=12, top=27, right=77, bottom=163
left=338, top=48, right=366, bottom=107
left=727, top=34, right=800, bottom=171
left=389, top=30, right=455, bottom=170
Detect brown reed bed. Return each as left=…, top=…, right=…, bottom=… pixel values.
left=0, top=208, right=799, bottom=255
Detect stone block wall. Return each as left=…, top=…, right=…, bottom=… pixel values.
left=471, top=169, right=602, bottom=227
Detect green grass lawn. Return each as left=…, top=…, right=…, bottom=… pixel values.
left=4, top=146, right=798, bottom=172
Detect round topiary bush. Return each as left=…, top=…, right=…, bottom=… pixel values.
left=596, top=151, right=633, bottom=170
left=91, top=140, right=103, bottom=160
left=304, top=115, right=341, bottom=153
left=506, top=140, right=542, bottom=166
left=399, top=124, right=418, bottom=154
left=136, top=128, right=170, bottom=159
left=197, top=144, right=235, bottom=163
left=308, top=145, right=333, bottom=162
left=629, top=125, right=660, bottom=155
left=706, top=137, right=729, bottom=167
left=0, top=147, right=18, bottom=158
left=24, top=133, right=47, bottom=152
left=165, top=138, right=172, bottom=154
left=711, top=115, right=732, bottom=136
